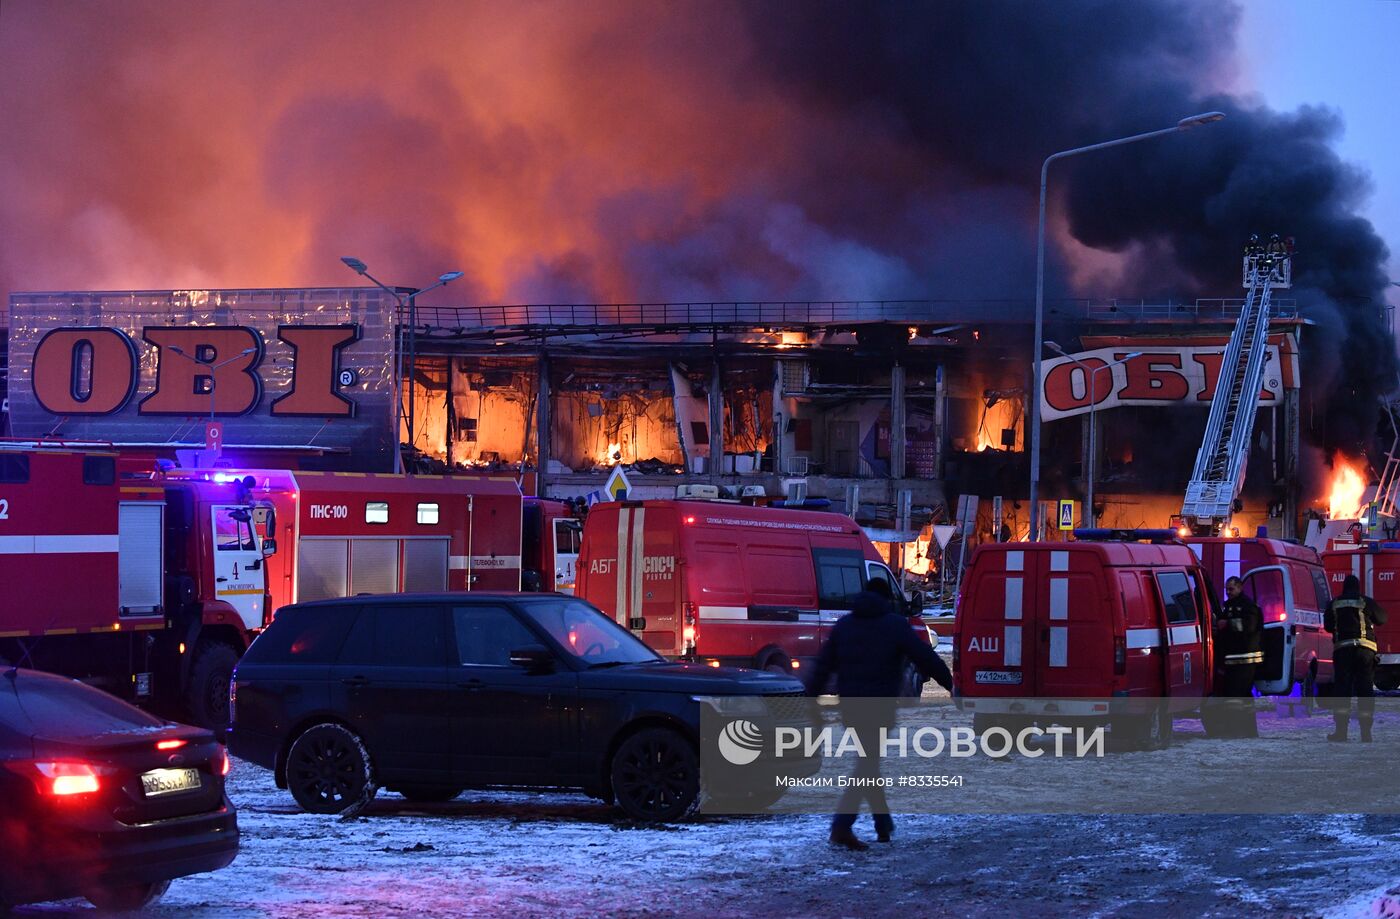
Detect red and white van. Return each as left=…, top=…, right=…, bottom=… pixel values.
left=954, top=538, right=1219, bottom=746
left=1322, top=544, right=1400, bottom=691
left=1184, top=536, right=1332, bottom=694
left=575, top=499, right=928, bottom=681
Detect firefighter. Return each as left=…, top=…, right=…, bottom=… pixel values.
left=1214, top=576, right=1263, bottom=738
left=806, top=579, right=953, bottom=851
left=1324, top=574, right=1387, bottom=742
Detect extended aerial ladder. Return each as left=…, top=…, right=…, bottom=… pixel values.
left=1180, top=237, right=1292, bottom=534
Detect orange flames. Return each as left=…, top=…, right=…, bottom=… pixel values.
left=976, top=398, right=1022, bottom=452
left=1326, top=455, right=1366, bottom=520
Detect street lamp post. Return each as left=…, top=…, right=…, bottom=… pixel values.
left=1027, top=111, right=1226, bottom=540
left=340, top=258, right=464, bottom=474
left=1045, top=343, right=1142, bottom=529
left=167, top=345, right=259, bottom=422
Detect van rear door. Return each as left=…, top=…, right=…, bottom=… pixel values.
left=1240, top=565, right=1296, bottom=694
left=958, top=548, right=1034, bottom=693
left=1033, top=548, right=1111, bottom=697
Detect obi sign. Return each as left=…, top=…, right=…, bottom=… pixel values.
left=8, top=288, right=397, bottom=468
left=1038, top=335, right=1299, bottom=422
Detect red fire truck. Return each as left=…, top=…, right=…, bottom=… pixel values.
left=1322, top=543, right=1400, bottom=690
left=954, top=535, right=1220, bottom=747
left=575, top=499, right=930, bottom=691
left=165, top=468, right=524, bottom=614
left=0, top=443, right=272, bottom=729
left=523, top=497, right=582, bottom=594
left=1183, top=535, right=1333, bottom=695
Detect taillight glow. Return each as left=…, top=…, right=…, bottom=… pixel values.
left=30, top=762, right=103, bottom=796
left=217, top=748, right=231, bottom=777
left=684, top=515, right=696, bottom=525
left=156, top=739, right=186, bottom=751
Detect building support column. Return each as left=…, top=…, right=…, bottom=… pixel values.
left=1283, top=387, right=1300, bottom=539
left=708, top=357, right=724, bottom=482
left=890, top=363, right=906, bottom=480
left=445, top=357, right=456, bottom=469
left=771, top=359, right=785, bottom=477
left=536, top=351, right=551, bottom=497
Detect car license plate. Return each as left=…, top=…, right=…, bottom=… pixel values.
left=975, top=670, right=1023, bottom=685
left=140, top=767, right=201, bottom=797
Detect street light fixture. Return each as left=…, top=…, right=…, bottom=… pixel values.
left=1044, top=342, right=1143, bottom=528
left=167, top=345, right=259, bottom=423
left=1027, top=111, right=1226, bottom=539
left=339, top=257, right=465, bottom=474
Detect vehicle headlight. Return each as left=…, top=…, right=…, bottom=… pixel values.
left=693, top=694, right=770, bottom=717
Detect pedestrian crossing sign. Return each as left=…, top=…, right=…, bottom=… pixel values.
left=1057, top=500, right=1075, bottom=531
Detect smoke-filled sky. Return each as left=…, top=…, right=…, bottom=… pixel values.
left=0, top=0, right=1394, bottom=448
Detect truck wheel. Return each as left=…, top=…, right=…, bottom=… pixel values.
left=85, top=879, right=170, bottom=910
left=286, top=723, right=376, bottom=815
left=186, top=642, right=239, bottom=731
left=900, top=661, right=924, bottom=698
left=1376, top=670, right=1400, bottom=692
left=610, top=727, right=700, bottom=822
left=1113, top=705, right=1171, bottom=751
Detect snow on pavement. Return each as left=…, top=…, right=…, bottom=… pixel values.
left=12, top=707, right=1400, bottom=917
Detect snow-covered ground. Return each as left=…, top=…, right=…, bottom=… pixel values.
left=13, top=703, right=1400, bottom=917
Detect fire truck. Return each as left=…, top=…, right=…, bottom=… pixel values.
left=164, top=468, right=525, bottom=614
left=1322, top=543, right=1400, bottom=691
left=575, top=497, right=931, bottom=692
left=0, top=442, right=272, bottom=730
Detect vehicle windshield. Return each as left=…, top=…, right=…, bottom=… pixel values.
left=519, top=598, right=662, bottom=667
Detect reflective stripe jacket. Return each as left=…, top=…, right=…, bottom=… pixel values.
left=1217, top=594, right=1263, bottom=665
left=1324, top=594, right=1387, bottom=653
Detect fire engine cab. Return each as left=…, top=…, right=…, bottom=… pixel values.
left=522, top=497, right=582, bottom=594
left=0, top=443, right=272, bottom=728
left=575, top=498, right=930, bottom=690
left=1322, top=543, right=1400, bottom=691
left=954, top=533, right=1219, bottom=748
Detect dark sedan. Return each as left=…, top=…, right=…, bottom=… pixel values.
left=230, top=593, right=815, bottom=821
left=0, top=668, right=238, bottom=911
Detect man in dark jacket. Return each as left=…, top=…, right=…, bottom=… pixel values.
left=1214, top=576, right=1263, bottom=737
left=1324, top=574, right=1388, bottom=742
left=805, top=580, right=953, bottom=850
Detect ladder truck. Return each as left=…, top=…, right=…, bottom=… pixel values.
left=1180, top=236, right=1292, bottom=535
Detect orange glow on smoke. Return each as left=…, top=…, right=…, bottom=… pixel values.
left=1327, top=455, right=1366, bottom=520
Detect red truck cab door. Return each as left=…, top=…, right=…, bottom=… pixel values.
left=210, top=504, right=265, bottom=631
left=1240, top=565, right=1296, bottom=694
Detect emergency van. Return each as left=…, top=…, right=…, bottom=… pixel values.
left=954, top=535, right=1220, bottom=747
left=1184, top=536, right=1332, bottom=694
left=165, top=468, right=524, bottom=614
left=1323, top=543, right=1400, bottom=690
left=575, top=499, right=928, bottom=686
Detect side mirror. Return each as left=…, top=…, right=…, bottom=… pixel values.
left=261, top=537, right=277, bottom=557
left=509, top=645, right=555, bottom=672
left=627, top=617, right=646, bottom=631
left=908, top=591, right=925, bottom=615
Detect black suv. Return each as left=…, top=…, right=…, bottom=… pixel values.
left=230, top=593, right=810, bottom=821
